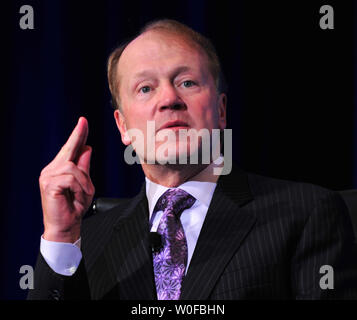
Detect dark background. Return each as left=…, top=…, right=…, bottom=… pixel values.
left=1, top=0, right=355, bottom=299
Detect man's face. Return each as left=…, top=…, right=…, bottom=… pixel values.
left=114, top=30, right=226, bottom=164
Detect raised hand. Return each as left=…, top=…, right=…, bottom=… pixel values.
left=39, top=117, right=95, bottom=243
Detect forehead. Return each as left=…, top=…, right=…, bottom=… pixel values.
left=117, top=30, right=209, bottom=81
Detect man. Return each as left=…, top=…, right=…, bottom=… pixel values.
left=28, top=19, right=357, bottom=300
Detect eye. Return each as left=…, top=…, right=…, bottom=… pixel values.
left=139, top=86, right=151, bottom=94
left=182, top=80, right=196, bottom=88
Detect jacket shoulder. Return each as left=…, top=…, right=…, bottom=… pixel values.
left=244, top=172, right=349, bottom=218
left=247, top=172, right=334, bottom=201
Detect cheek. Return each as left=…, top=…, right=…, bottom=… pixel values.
left=189, top=94, right=219, bottom=127
left=124, top=103, right=152, bottom=131
left=126, top=117, right=148, bottom=133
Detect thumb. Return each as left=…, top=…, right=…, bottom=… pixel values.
left=77, top=145, right=92, bottom=174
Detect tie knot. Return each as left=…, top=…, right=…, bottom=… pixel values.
left=155, top=188, right=195, bottom=217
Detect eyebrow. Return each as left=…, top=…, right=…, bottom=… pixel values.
left=132, top=66, right=194, bottom=82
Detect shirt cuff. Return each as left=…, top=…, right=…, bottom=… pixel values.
left=40, top=236, right=82, bottom=276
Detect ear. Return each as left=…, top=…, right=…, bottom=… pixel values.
left=114, top=109, right=131, bottom=145
left=217, top=93, right=227, bottom=130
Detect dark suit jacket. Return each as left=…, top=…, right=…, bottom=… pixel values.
left=28, top=167, right=357, bottom=300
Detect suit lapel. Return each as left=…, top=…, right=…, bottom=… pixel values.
left=101, top=184, right=156, bottom=299
left=180, top=166, right=256, bottom=300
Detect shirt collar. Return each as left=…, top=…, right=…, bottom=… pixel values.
left=145, top=156, right=223, bottom=219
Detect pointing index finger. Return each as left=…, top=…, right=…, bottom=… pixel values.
left=59, top=117, right=89, bottom=162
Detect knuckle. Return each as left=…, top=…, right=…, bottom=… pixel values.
left=64, top=161, right=76, bottom=172
left=40, top=168, right=45, bottom=177
left=39, top=175, right=48, bottom=188
left=40, top=166, right=49, bottom=177
left=41, top=180, right=52, bottom=194
left=66, top=175, right=76, bottom=185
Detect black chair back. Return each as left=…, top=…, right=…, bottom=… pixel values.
left=92, top=198, right=122, bottom=215
left=338, top=190, right=357, bottom=236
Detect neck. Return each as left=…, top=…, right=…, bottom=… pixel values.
left=141, top=156, right=224, bottom=187
left=141, top=163, right=209, bottom=187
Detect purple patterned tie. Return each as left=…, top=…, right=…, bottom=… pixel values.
left=153, top=188, right=196, bottom=300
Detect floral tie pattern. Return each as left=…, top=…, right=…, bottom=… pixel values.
left=153, top=188, right=196, bottom=300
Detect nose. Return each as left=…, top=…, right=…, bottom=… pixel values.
left=158, top=83, right=186, bottom=111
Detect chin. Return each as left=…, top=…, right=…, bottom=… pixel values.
left=154, top=143, right=185, bottom=165
left=154, top=141, right=206, bottom=165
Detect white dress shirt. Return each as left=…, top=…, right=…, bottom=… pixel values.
left=40, top=157, right=223, bottom=276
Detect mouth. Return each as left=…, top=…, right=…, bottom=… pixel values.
left=158, top=120, right=190, bottom=132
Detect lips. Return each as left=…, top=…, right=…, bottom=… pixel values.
left=158, top=120, right=190, bottom=131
